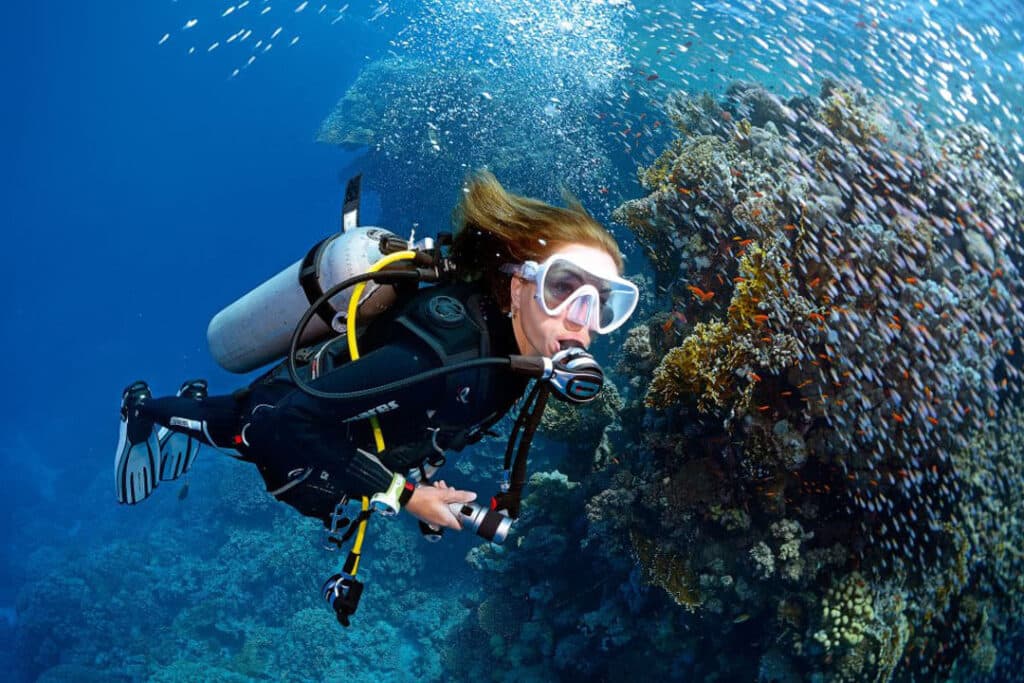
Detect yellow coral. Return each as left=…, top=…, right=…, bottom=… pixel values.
left=646, top=320, right=731, bottom=409
left=814, top=572, right=875, bottom=651
left=647, top=239, right=798, bottom=412
left=640, top=138, right=684, bottom=190
left=729, top=241, right=788, bottom=331
left=638, top=134, right=738, bottom=194
left=631, top=531, right=702, bottom=611
left=819, top=86, right=883, bottom=146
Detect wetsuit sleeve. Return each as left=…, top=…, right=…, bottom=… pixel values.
left=266, top=335, right=445, bottom=498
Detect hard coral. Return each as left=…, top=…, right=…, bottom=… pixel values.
left=814, top=572, right=875, bottom=651
left=612, top=77, right=1024, bottom=681
left=632, top=532, right=702, bottom=612
left=647, top=239, right=810, bottom=414
left=647, top=319, right=732, bottom=410
left=817, top=83, right=885, bottom=147
left=541, top=380, right=623, bottom=463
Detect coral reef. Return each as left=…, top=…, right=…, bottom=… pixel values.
left=632, top=531, right=702, bottom=611
left=540, top=378, right=623, bottom=477
left=813, top=572, right=875, bottom=651
left=646, top=239, right=812, bottom=413
left=10, top=455, right=459, bottom=682
left=441, top=437, right=699, bottom=680
left=606, top=79, right=1024, bottom=680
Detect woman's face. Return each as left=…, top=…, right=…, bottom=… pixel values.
left=509, top=244, right=619, bottom=356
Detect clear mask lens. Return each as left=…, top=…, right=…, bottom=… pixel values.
left=537, top=258, right=638, bottom=333
left=565, top=289, right=597, bottom=328
left=543, top=261, right=605, bottom=308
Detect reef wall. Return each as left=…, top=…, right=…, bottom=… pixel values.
left=605, top=79, right=1024, bottom=681
left=444, top=79, right=1024, bottom=682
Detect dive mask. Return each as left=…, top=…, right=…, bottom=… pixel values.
left=504, top=253, right=639, bottom=334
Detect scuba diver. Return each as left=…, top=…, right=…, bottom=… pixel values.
left=114, top=170, right=638, bottom=625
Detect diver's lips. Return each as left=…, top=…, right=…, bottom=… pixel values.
left=558, top=339, right=586, bottom=351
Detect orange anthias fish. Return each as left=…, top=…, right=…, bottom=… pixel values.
left=686, top=285, right=715, bottom=303
left=661, top=310, right=688, bottom=332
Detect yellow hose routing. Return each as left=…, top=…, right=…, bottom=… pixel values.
left=344, top=249, right=417, bottom=573
left=350, top=495, right=369, bottom=575
left=346, top=249, right=417, bottom=452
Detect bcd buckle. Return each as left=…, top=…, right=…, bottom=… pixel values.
left=324, top=497, right=351, bottom=551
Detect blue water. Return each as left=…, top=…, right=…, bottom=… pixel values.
left=5, top=0, right=365, bottom=528
left=4, top=0, right=379, bottom=662
left=5, top=0, right=1024, bottom=680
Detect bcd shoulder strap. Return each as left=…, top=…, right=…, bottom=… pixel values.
left=389, top=285, right=496, bottom=450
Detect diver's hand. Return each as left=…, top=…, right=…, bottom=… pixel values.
left=404, top=480, right=476, bottom=531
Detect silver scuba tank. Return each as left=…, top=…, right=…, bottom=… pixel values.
left=207, top=226, right=402, bottom=373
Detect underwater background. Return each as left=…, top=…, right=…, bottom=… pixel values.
left=5, top=0, right=1024, bottom=681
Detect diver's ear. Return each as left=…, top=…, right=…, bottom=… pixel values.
left=509, top=275, right=524, bottom=313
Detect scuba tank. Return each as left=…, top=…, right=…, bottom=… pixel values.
left=207, top=226, right=403, bottom=373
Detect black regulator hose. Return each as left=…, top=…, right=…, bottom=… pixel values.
left=287, top=270, right=540, bottom=401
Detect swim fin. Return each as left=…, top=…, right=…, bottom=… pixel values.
left=158, top=379, right=207, bottom=481
left=115, top=381, right=160, bottom=504
left=158, top=430, right=201, bottom=481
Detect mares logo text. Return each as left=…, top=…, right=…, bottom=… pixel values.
left=341, top=400, right=400, bottom=423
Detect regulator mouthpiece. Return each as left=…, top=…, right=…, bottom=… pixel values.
left=547, top=347, right=604, bottom=403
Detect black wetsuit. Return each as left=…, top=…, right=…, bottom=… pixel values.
left=139, top=282, right=529, bottom=524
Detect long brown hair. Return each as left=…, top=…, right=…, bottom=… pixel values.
left=450, top=171, right=623, bottom=310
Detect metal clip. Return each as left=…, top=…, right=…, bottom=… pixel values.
left=427, top=427, right=447, bottom=467
left=324, top=497, right=351, bottom=551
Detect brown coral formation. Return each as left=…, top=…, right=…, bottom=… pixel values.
left=609, top=79, right=1024, bottom=681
